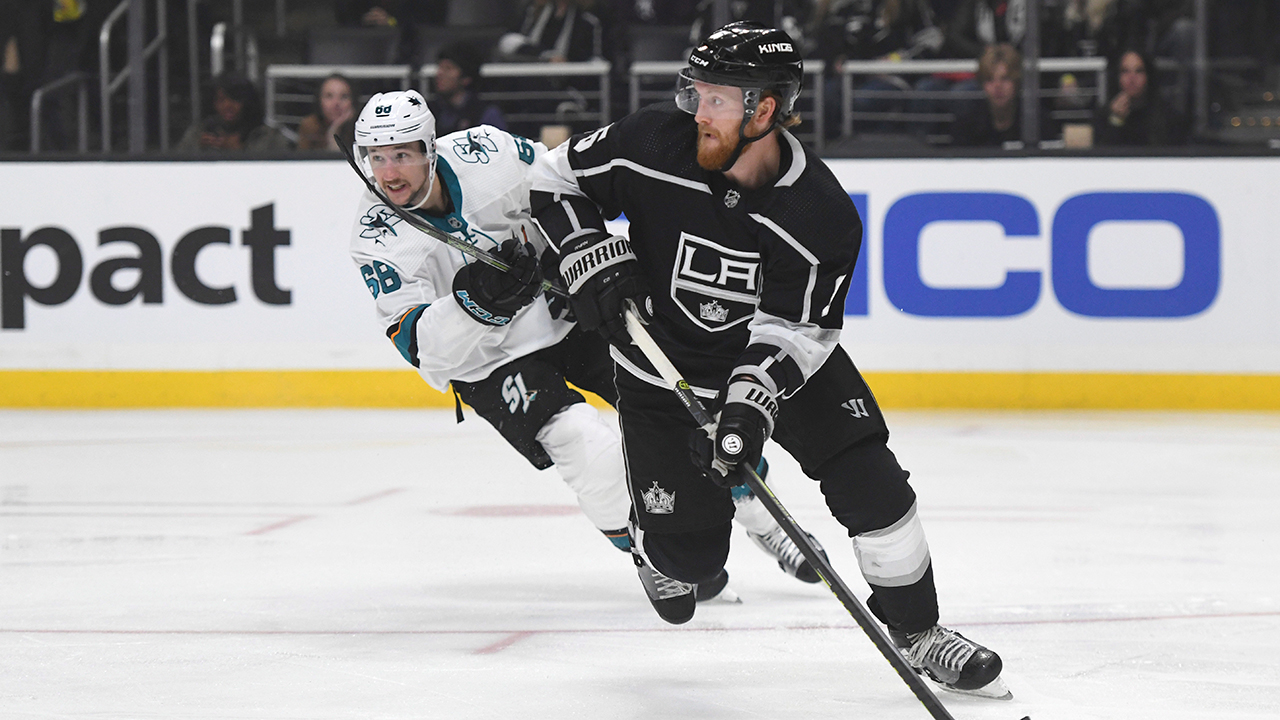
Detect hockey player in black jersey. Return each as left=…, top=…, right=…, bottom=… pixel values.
left=530, top=21, right=1009, bottom=699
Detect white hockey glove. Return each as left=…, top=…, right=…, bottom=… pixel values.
left=690, top=376, right=778, bottom=488
left=558, top=232, right=653, bottom=346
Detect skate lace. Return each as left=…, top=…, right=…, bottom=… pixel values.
left=753, top=527, right=807, bottom=571
left=651, top=572, right=691, bottom=599
left=906, top=626, right=978, bottom=674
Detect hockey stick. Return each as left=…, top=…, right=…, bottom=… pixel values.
left=338, top=138, right=569, bottom=299
left=622, top=305, right=957, bottom=720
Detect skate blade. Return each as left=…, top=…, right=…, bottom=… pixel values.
left=939, top=675, right=1012, bottom=701
left=699, top=585, right=743, bottom=604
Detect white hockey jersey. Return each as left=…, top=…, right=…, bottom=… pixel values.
left=349, top=126, right=574, bottom=391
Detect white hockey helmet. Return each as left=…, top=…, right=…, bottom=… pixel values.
left=354, top=90, right=438, bottom=210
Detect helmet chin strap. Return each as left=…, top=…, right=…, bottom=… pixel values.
left=715, top=89, right=780, bottom=173
left=400, top=173, right=435, bottom=211
left=715, top=118, right=778, bottom=173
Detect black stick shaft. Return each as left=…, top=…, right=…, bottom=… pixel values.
left=623, top=308, right=956, bottom=720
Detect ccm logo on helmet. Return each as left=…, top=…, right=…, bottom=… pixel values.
left=758, top=42, right=793, bottom=53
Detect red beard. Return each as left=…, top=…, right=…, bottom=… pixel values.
left=696, top=123, right=739, bottom=171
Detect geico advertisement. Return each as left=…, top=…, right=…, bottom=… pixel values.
left=826, top=157, right=1280, bottom=374
left=1, top=158, right=1278, bottom=373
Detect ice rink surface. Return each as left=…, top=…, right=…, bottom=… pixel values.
left=2, top=407, right=1278, bottom=720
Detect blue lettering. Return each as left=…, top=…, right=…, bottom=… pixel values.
left=844, top=193, right=869, bottom=316
left=883, top=193, right=1041, bottom=317
left=1051, top=192, right=1220, bottom=317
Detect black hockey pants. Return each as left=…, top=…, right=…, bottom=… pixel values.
left=618, top=345, right=940, bottom=633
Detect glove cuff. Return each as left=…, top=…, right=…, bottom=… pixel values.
left=558, top=234, right=636, bottom=294
left=723, top=378, right=778, bottom=439
left=452, top=266, right=515, bottom=327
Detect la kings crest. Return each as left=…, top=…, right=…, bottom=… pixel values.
left=670, top=232, right=760, bottom=332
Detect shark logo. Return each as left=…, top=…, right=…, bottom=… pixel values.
left=359, top=205, right=404, bottom=244
left=452, top=129, right=500, bottom=164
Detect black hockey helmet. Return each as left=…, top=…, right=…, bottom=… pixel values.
left=684, top=21, right=803, bottom=120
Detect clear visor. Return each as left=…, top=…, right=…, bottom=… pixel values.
left=364, top=142, right=430, bottom=171
left=675, top=71, right=750, bottom=120
left=360, top=142, right=435, bottom=208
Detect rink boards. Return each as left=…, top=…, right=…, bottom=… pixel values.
left=1, top=157, right=1278, bottom=409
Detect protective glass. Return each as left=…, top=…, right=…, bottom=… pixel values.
left=361, top=142, right=435, bottom=209
left=675, top=70, right=748, bottom=120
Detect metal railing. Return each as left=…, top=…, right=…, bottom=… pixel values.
left=629, top=60, right=826, bottom=152
left=838, top=56, right=1108, bottom=140
left=419, top=59, right=612, bottom=129
left=265, top=65, right=415, bottom=133
left=99, top=0, right=168, bottom=153
left=264, top=61, right=612, bottom=139
left=30, top=72, right=90, bottom=154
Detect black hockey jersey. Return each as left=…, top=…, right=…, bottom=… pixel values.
left=531, top=103, right=862, bottom=398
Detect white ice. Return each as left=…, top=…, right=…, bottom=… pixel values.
left=2, top=408, right=1278, bottom=720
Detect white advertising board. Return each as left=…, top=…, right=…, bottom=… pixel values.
left=1, top=157, right=1278, bottom=407
left=0, top=161, right=390, bottom=370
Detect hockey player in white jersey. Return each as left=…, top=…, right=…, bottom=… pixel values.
left=346, top=90, right=823, bottom=621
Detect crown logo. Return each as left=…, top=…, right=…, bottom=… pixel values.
left=699, top=300, right=729, bottom=323
left=642, top=482, right=675, bottom=515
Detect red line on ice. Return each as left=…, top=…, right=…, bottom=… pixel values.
left=474, top=631, right=539, bottom=654
left=244, top=514, right=314, bottom=536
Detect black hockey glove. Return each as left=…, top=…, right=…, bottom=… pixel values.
left=690, top=376, right=778, bottom=488
left=452, top=238, right=544, bottom=327
left=558, top=232, right=653, bottom=346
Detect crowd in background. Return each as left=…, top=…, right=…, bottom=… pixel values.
left=1, top=0, right=1278, bottom=155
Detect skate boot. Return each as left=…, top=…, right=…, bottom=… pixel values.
left=890, top=624, right=1011, bottom=700
left=746, top=525, right=826, bottom=584
left=632, top=551, right=696, bottom=624
left=693, top=569, right=741, bottom=604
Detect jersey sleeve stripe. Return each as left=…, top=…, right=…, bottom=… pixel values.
left=575, top=158, right=713, bottom=194
left=387, top=304, right=429, bottom=368
left=749, top=212, right=819, bottom=322
left=749, top=213, right=819, bottom=264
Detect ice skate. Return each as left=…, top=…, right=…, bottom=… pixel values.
left=746, top=525, right=826, bottom=584
left=632, top=551, right=696, bottom=624
left=890, top=624, right=1011, bottom=700
left=731, top=463, right=828, bottom=585
left=694, top=569, right=741, bottom=604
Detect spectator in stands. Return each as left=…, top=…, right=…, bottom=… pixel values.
left=295, top=74, right=357, bottom=152
left=946, top=0, right=1026, bottom=61
left=498, top=0, right=606, bottom=62
left=1041, top=0, right=1123, bottom=58
left=811, top=0, right=945, bottom=136
left=691, top=0, right=810, bottom=50
left=951, top=43, right=1025, bottom=146
left=428, top=42, right=507, bottom=135
left=7, top=0, right=105, bottom=152
left=177, top=73, right=291, bottom=154
left=1092, top=48, right=1186, bottom=146
left=335, top=0, right=446, bottom=26
left=335, top=0, right=448, bottom=65
left=625, top=0, right=699, bottom=26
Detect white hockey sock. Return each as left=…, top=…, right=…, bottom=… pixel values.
left=535, top=403, right=632, bottom=531
left=732, top=492, right=780, bottom=535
